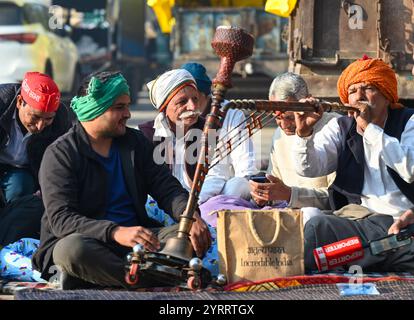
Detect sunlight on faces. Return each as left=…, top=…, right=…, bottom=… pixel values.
left=347, top=82, right=389, bottom=111
left=165, top=86, right=200, bottom=129
left=90, top=94, right=131, bottom=138
left=16, top=95, right=55, bottom=134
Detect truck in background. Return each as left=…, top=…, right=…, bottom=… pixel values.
left=288, top=0, right=414, bottom=105
left=168, top=2, right=289, bottom=99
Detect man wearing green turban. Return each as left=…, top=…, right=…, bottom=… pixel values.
left=32, top=71, right=211, bottom=289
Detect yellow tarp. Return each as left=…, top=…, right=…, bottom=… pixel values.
left=147, top=0, right=175, bottom=33
left=148, top=0, right=270, bottom=33
left=264, top=0, right=297, bottom=17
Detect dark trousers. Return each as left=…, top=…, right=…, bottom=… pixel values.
left=0, top=194, right=43, bottom=246
left=304, top=213, right=414, bottom=273
left=52, top=224, right=179, bottom=289
left=0, top=167, right=35, bottom=203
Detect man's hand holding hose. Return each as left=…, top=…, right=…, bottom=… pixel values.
left=294, top=97, right=324, bottom=138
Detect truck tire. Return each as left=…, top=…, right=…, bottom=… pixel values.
left=45, top=61, right=53, bottom=79
left=70, top=64, right=82, bottom=98
left=123, top=66, right=140, bottom=104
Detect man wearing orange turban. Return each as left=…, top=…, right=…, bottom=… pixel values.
left=291, top=56, right=414, bottom=273
left=337, top=55, right=401, bottom=109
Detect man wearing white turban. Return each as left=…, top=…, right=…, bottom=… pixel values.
left=139, top=68, right=256, bottom=203
left=147, top=69, right=195, bottom=113
left=141, top=69, right=201, bottom=190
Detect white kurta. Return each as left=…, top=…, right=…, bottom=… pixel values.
left=199, top=109, right=258, bottom=203
left=151, top=109, right=258, bottom=203
left=293, top=114, right=414, bottom=218
left=152, top=112, right=192, bottom=191
left=267, top=112, right=339, bottom=209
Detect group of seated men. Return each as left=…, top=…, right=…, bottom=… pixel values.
left=0, top=54, right=413, bottom=289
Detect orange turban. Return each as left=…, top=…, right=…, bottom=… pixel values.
left=337, top=56, right=402, bottom=109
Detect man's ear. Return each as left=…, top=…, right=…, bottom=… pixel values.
left=16, top=95, right=24, bottom=110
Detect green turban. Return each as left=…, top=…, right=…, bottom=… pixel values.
left=71, top=73, right=130, bottom=121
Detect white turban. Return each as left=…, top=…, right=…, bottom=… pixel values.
left=147, top=69, right=196, bottom=112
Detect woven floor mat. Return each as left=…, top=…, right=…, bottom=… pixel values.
left=14, top=280, right=414, bottom=300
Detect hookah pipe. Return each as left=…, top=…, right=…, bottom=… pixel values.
left=125, top=26, right=254, bottom=289
left=207, top=100, right=358, bottom=169
left=149, top=26, right=255, bottom=263
left=125, top=27, right=355, bottom=288
left=224, top=99, right=358, bottom=113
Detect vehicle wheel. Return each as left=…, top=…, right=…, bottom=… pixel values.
left=45, top=61, right=54, bottom=79
left=125, top=263, right=139, bottom=285
left=123, top=66, right=140, bottom=104
left=187, top=276, right=200, bottom=290
left=70, top=65, right=82, bottom=98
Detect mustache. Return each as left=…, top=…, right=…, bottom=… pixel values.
left=356, top=100, right=373, bottom=108
left=179, top=110, right=200, bottom=120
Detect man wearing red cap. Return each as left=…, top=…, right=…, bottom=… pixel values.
left=0, top=72, right=70, bottom=203
left=291, top=56, right=414, bottom=273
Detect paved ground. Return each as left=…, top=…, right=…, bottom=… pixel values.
left=130, top=91, right=276, bottom=170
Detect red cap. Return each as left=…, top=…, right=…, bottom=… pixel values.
left=20, top=72, right=61, bottom=113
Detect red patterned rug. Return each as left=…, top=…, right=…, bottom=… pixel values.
left=225, top=273, right=414, bottom=292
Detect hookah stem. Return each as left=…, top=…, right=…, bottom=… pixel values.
left=177, top=83, right=228, bottom=237
left=209, top=112, right=275, bottom=168
left=212, top=110, right=269, bottom=156
left=226, top=100, right=358, bottom=113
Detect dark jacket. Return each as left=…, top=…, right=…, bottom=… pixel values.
left=32, top=123, right=189, bottom=280
left=139, top=117, right=206, bottom=182
left=0, top=83, right=72, bottom=186
left=329, top=107, right=414, bottom=210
